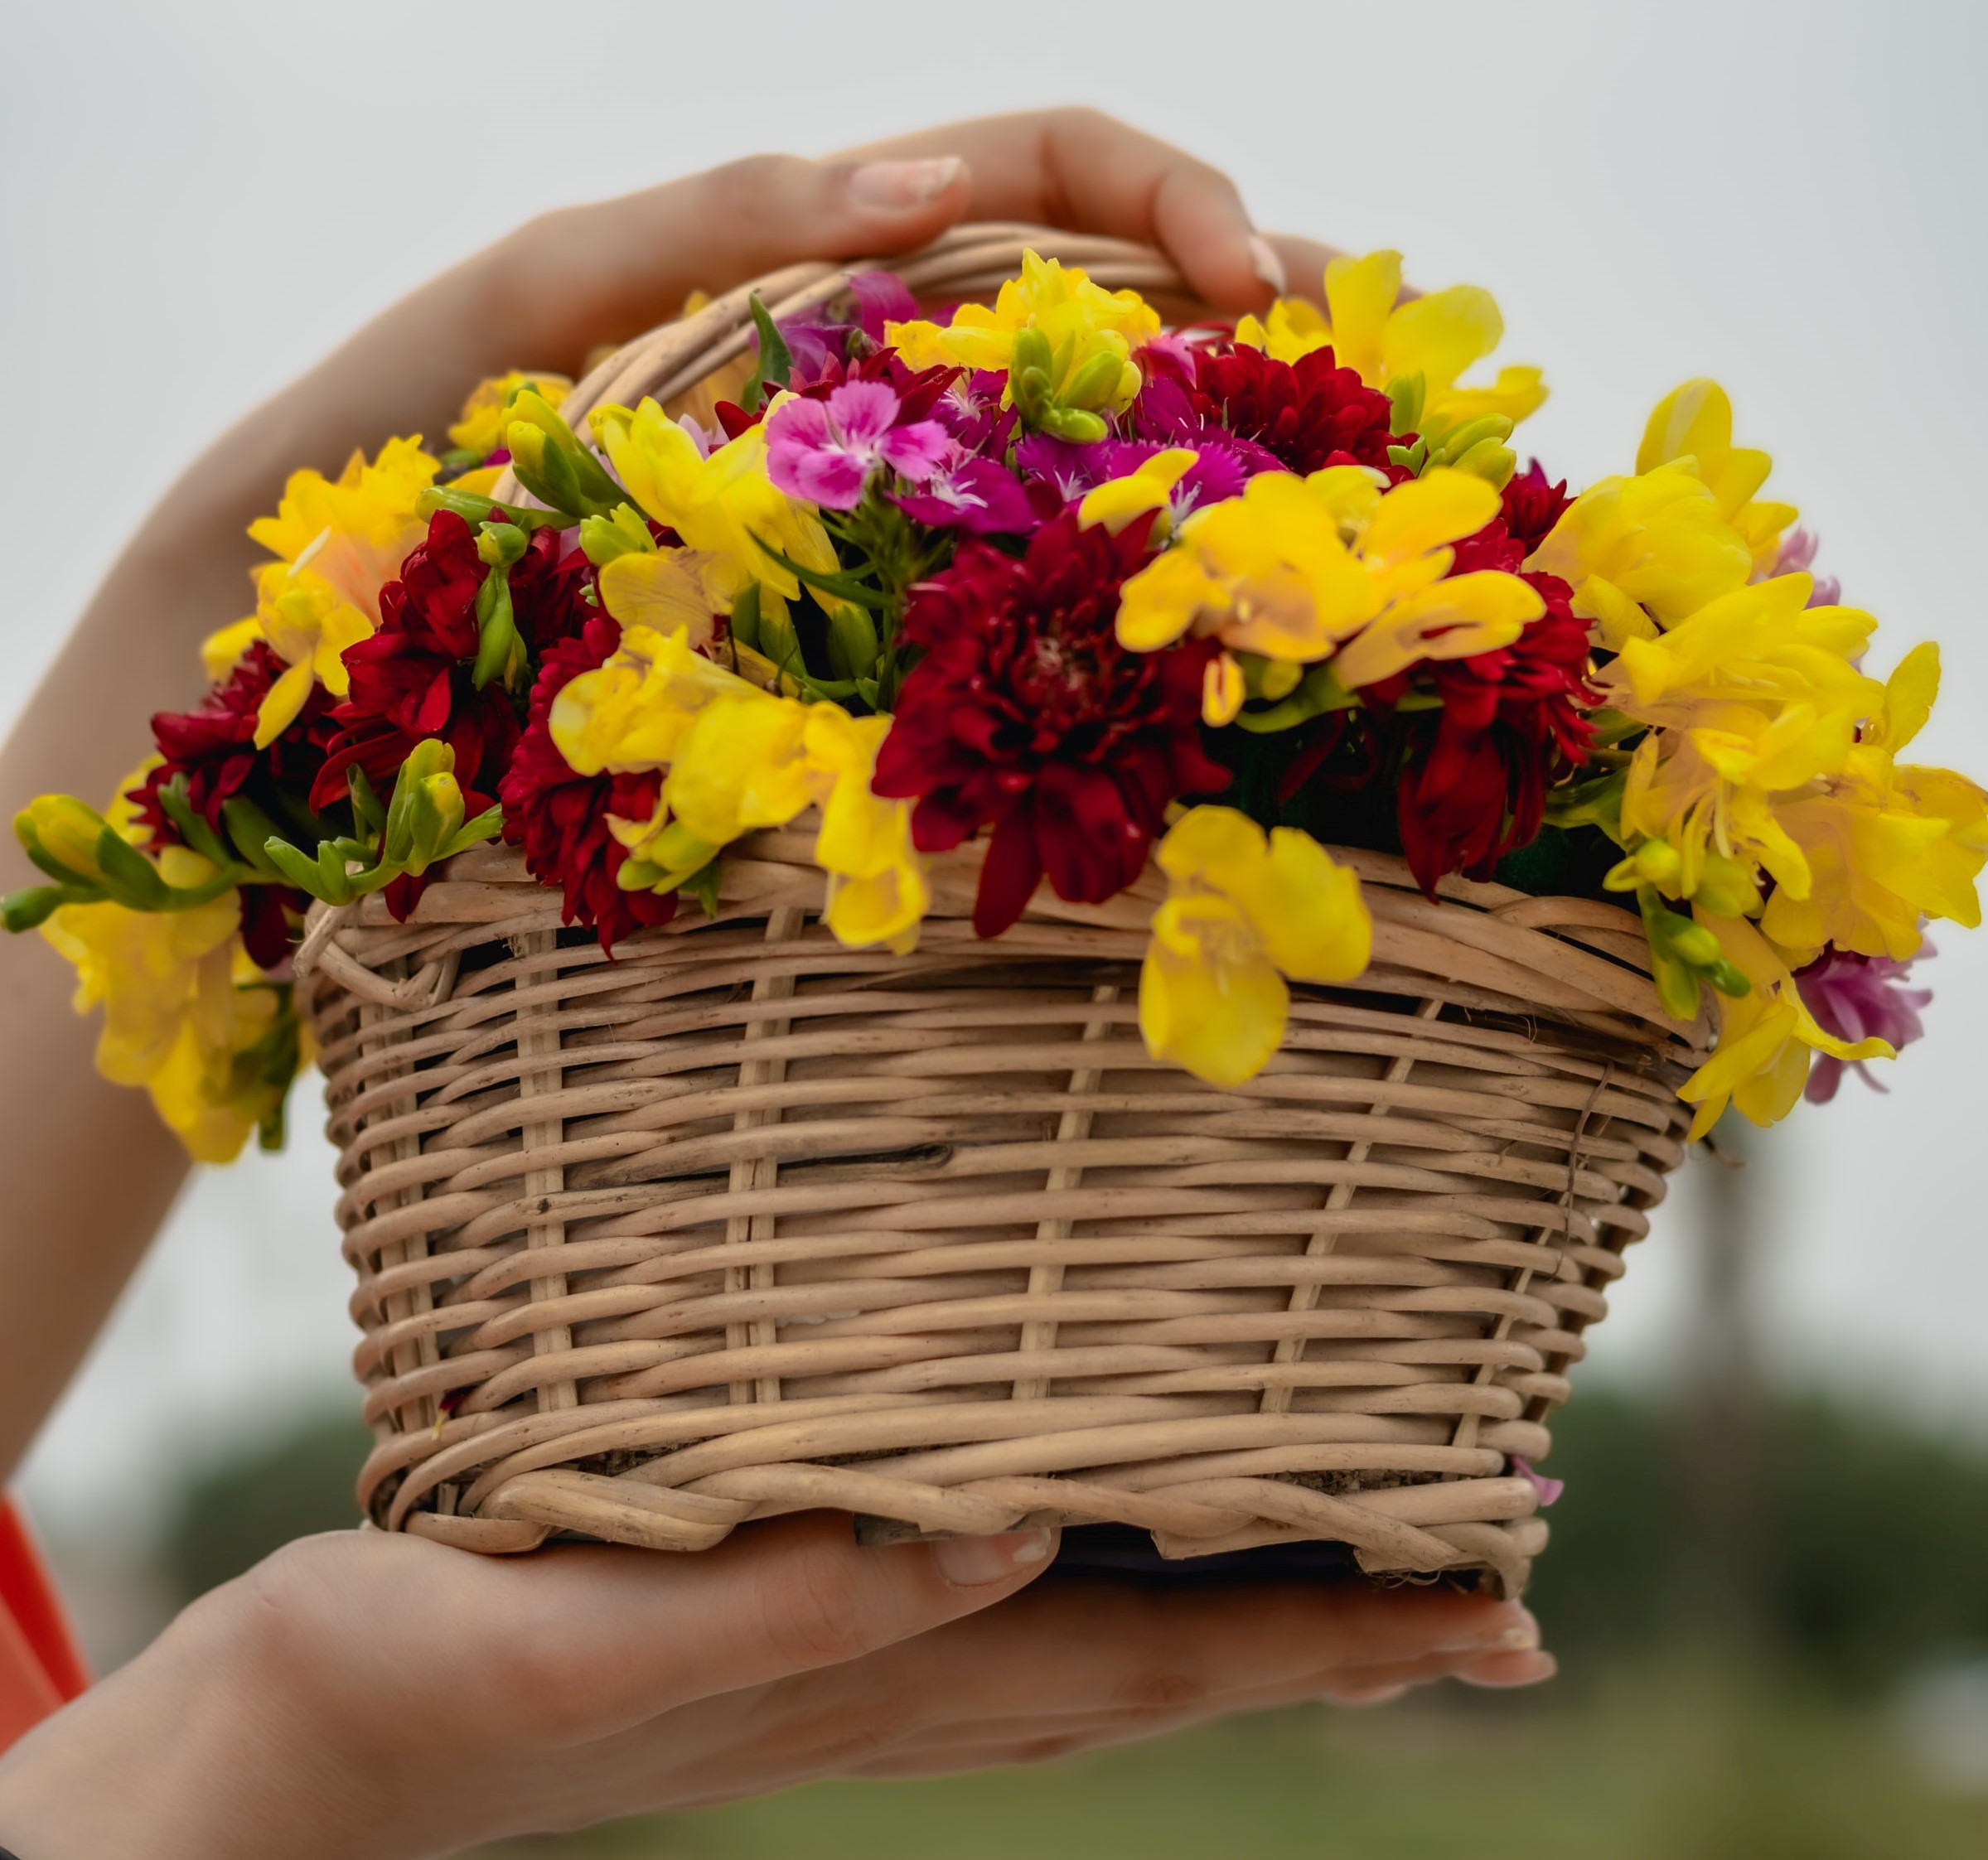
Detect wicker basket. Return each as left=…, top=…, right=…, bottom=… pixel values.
left=297, top=229, right=1706, bottom=1599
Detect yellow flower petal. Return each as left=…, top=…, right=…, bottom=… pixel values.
left=1139, top=895, right=1290, bottom=1088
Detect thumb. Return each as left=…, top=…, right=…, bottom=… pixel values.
left=516, top=153, right=972, bottom=363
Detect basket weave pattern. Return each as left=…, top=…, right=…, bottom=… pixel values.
left=300, top=231, right=1705, bottom=1597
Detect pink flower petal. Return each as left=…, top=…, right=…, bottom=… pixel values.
left=765, top=396, right=830, bottom=448
left=791, top=448, right=869, bottom=510
left=877, top=418, right=950, bottom=485
left=1512, top=1456, right=1564, bottom=1507
left=827, top=379, right=903, bottom=449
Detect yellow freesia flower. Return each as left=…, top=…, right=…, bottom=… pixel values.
left=551, top=623, right=927, bottom=951
left=595, top=546, right=726, bottom=650
left=805, top=708, right=930, bottom=954
left=1076, top=448, right=1199, bottom=536
left=1115, top=466, right=1542, bottom=719
left=1138, top=807, right=1371, bottom=1086
left=448, top=370, right=573, bottom=460
left=590, top=397, right=839, bottom=613
left=1236, top=249, right=1546, bottom=434
left=36, top=829, right=283, bottom=1161
left=206, top=434, right=438, bottom=731
left=1608, top=574, right=1882, bottom=901
left=551, top=621, right=741, bottom=776
left=245, top=558, right=373, bottom=747
left=244, top=435, right=438, bottom=621
left=1757, top=645, right=1988, bottom=962
left=1636, top=379, right=1798, bottom=576
left=1677, top=911, right=1893, bottom=1140
left=887, top=249, right=1160, bottom=417
left=1528, top=462, right=1755, bottom=647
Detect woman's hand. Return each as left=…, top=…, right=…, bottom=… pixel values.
left=0, top=109, right=1330, bottom=1489
left=0, top=1518, right=1550, bottom=1859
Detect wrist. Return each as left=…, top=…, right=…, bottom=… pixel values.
left=0, top=1579, right=375, bottom=1860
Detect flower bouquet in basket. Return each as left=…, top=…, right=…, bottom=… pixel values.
left=10, top=229, right=1981, bottom=1597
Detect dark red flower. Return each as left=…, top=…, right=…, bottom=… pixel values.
left=1376, top=559, right=1595, bottom=895
left=309, top=512, right=596, bottom=816
left=135, top=640, right=340, bottom=844
left=1136, top=343, right=1403, bottom=479
left=128, top=642, right=336, bottom=970
left=872, top=511, right=1228, bottom=936
left=1497, top=462, right=1574, bottom=558
left=499, top=610, right=679, bottom=949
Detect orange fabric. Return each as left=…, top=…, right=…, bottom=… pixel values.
left=0, top=1495, right=89, bottom=1753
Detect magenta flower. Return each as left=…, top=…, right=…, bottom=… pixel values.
left=894, top=452, right=1040, bottom=534
left=765, top=379, right=949, bottom=510
left=779, top=272, right=921, bottom=386
left=1013, top=434, right=1250, bottom=520
left=1796, top=940, right=1935, bottom=1103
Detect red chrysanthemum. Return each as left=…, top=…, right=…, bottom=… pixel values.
left=132, top=642, right=338, bottom=968
left=1137, top=343, right=1403, bottom=478
left=871, top=510, right=1228, bottom=936
left=1497, top=461, right=1575, bottom=558
left=136, top=641, right=338, bottom=841
left=1354, top=471, right=1594, bottom=895
left=498, top=610, right=678, bottom=949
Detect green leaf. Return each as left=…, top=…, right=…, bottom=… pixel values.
left=346, top=765, right=386, bottom=836
left=748, top=534, right=892, bottom=609
left=684, top=859, right=722, bottom=920
left=222, top=798, right=290, bottom=880
left=826, top=601, right=881, bottom=680
left=153, top=775, right=232, bottom=867
left=728, top=579, right=764, bottom=652
left=738, top=293, right=793, bottom=415
left=264, top=838, right=346, bottom=904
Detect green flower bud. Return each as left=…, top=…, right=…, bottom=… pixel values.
left=383, top=740, right=457, bottom=868
left=579, top=505, right=657, bottom=568
left=1435, top=413, right=1514, bottom=461
left=1453, top=438, right=1517, bottom=490
left=1038, top=405, right=1109, bottom=444
left=1669, top=923, right=1722, bottom=967
left=1386, top=372, right=1426, bottom=438
left=475, top=519, right=530, bottom=571
left=1693, top=852, right=1763, bottom=920
left=18, top=795, right=110, bottom=883
left=472, top=566, right=522, bottom=691
left=1062, top=349, right=1126, bottom=413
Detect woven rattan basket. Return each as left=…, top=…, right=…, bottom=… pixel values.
left=297, top=229, right=1706, bottom=1600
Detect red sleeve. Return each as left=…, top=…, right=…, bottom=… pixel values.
left=0, top=1495, right=89, bottom=1754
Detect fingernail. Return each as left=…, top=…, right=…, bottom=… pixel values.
left=1248, top=234, right=1288, bottom=297
left=849, top=157, right=965, bottom=213
left=1457, top=1649, right=1558, bottom=1689
left=1330, top=1682, right=1410, bottom=1708
left=1439, top=1605, right=1541, bottom=1655
left=931, top=1528, right=1054, bottom=1587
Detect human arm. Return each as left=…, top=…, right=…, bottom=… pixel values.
left=0, top=109, right=1332, bottom=1483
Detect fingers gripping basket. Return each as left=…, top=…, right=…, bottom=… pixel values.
left=299, top=230, right=1705, bottom=1600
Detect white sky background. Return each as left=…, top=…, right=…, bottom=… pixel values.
left=6, top=0, right=1986, bottom=1539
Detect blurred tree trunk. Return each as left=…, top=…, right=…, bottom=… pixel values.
left=1682, top=1115, right=1770, bottom=1649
